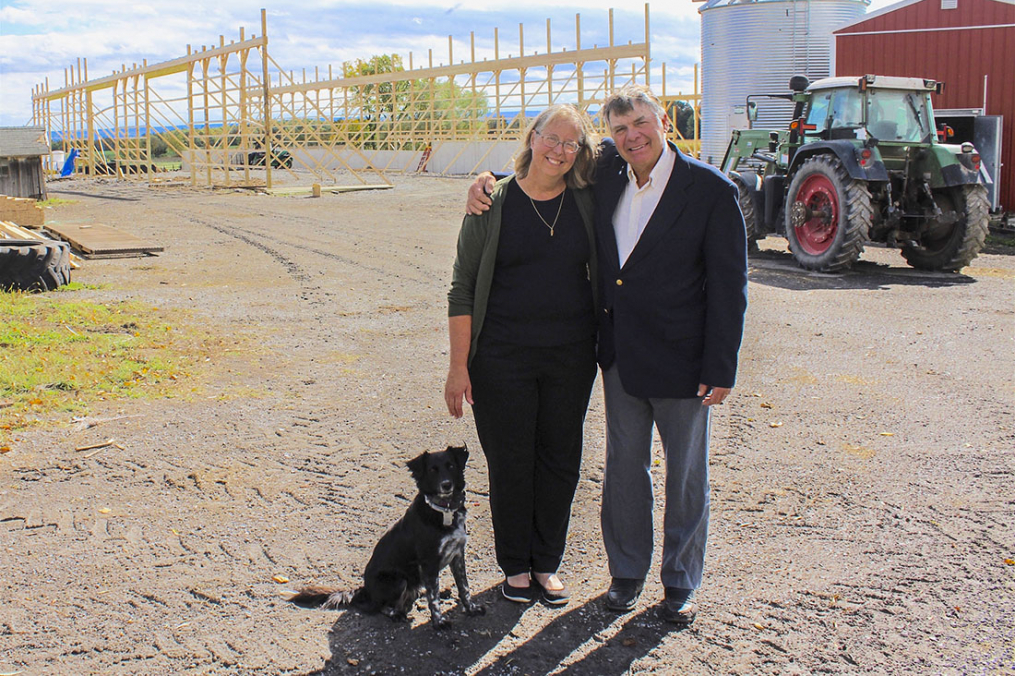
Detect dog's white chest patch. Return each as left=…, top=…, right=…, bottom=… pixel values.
left=438, top=529, right=467, bottom=564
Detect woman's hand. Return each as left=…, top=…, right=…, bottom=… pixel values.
left=445, top=365, right=474, bottom=418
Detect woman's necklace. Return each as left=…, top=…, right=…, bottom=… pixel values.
left=529, top=189, right=565, bottom=236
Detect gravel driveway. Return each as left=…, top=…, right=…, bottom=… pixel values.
left=2, top=174, right=1012, bottom=675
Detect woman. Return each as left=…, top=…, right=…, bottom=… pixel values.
left=445, top=104, right=599, bottom=605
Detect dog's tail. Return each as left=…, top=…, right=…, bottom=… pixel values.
left=286, top=585, right=361, bottom=610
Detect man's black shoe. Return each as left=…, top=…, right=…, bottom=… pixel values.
left=660, top=587, right=697, bottom=625
left=604, top=578, right=644, bottom=612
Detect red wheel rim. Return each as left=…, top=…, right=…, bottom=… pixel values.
left=794, top=173, right=839, bottom=255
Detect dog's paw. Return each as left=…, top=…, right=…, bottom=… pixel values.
left=434, top=617, right=453, bottom=630
left=384, top=611, right=411, bottom=623
left=464, top=603, right=486, bottom=617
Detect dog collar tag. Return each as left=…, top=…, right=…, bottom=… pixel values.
left=443, top=512, right=453, bottom=527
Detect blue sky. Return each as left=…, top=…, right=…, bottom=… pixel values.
left=0, top=0, right=896, bottom=126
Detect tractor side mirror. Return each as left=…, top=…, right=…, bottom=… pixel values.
left=747, top=101, right=758, bottom=123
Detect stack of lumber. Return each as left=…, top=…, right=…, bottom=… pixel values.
left=0, top=196, right=45, bottom=227
left=0, top=221, right=82, bottom=269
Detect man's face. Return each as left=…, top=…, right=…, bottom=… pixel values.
left=607, top=101, right=670, bottom=181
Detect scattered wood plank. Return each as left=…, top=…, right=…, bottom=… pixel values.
left=75, top=439, right=116, bottom=453
left=44, top=222, right=163, bottom=258
left=0, top=221, right=39, bottom=239
left=0, top=220, right=83, bottom=269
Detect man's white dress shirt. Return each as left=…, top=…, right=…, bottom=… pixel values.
left=612, top=144, right=676, bottom=267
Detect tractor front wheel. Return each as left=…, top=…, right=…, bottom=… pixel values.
left=901, top=185, right=989, bottom=271
left=784, top=155, right=872, bottom=272
left=731, top=173, right=760, bottom=253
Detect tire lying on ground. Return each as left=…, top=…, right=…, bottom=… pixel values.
left=0, top=240, right=72, bottom=291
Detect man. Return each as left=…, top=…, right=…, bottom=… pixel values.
left=467, top=86, right=748, bottom=624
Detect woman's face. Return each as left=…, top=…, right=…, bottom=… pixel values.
left=528, top=116, right=582, bottom=182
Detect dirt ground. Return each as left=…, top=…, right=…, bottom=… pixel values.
left=2, top=173, right=1013, bottom=676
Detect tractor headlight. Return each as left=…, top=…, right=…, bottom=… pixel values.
left=959, top=143, right=981, bottom=172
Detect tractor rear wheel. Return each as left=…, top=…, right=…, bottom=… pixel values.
left=0, top=240, right=72, bottom=291
left=731, top=173, right=760, bottom=253
left=785, top=155, right=872, bottom=272
left=901, top=185, right=988, bottom=271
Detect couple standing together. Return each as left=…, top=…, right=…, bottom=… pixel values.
left=445, top=85, right=748, bottom=625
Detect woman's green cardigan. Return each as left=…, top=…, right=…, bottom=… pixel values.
left=447, top=175, right=599, bottom=366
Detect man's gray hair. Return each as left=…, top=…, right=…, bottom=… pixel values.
left=602, top=84, right=666, bottom=127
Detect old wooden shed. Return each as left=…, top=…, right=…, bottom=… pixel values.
left=0, top=126, right=50, bottom=200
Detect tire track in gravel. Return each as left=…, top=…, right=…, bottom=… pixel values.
left=177, top=211, right=434, bottom=292
left=201, top=200, right=450, bottom=283
left=182, top=213, right=312, bottom=284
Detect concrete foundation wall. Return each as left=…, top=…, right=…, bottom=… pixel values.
left=182, top=142, right=519, bottom=179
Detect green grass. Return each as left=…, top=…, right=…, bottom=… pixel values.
left=985, top=232, right=1015, bottom=248
left=0, top=289, right=227, bottom=444
left=153, top=159, right=183, bottom=171
left=38, top=197, right=76, bottom=208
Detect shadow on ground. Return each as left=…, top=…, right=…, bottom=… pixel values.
left=306, top=588, right=683, bottom=675
left=49, top=187, right=141, bottom=202
left=748, top=249, right=977, bottom=291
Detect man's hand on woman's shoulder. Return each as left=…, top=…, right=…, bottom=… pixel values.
left=466, top=172, right=497, bottom=215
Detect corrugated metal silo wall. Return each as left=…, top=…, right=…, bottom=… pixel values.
left=834, top=0, right=1015, bottom=211
left=700, top=0, right=867, bottom=166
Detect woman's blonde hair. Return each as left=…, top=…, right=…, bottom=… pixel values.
left=514, top=104, right=600, bottom=189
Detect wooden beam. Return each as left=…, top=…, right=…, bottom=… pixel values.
left=273, top=43, right=648, bottom=96
left=38, top=35, right=268, bottom=101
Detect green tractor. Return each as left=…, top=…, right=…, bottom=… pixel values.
left=721, top=74, right=990, bottom=272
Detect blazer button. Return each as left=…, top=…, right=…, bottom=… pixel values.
left=616, top=279, right=623, bottom=286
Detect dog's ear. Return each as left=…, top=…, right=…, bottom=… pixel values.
left=407, top=451, right=429, bottom=481
left=449, top=444, right=468, bottom=468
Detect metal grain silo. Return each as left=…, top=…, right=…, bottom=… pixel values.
left=699, top=0, right=868, bottom=165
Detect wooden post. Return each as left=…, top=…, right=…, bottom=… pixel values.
left=261, top=8, right=273, bottom=189
left=609, top=9, right=616, bottom=93
left=576, top=14, right=584, bottom=109
left=202, top=57, right=212, bottom=186
left=547, top=19, right=553, bottom=105
left=239, top=30, right=250, bottom=185
left=187, top=46, right=197, bottom=186
left=86, top=89, right=95, bottom=177
left=494, top=28, right=500, bottom=124
left=644, top=3, right=651, bottom=87
left=220, top=35, right=230, bottom=186
left=144, top=69, right=152, bottom=184
left=518, top=24, right=526, bottom=122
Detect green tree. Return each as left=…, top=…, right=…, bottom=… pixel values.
left=342, top=54, right=489, bottom=149
left=149, top=135, right=169, bottom=157
left=670, top=101, right=696, bottom=140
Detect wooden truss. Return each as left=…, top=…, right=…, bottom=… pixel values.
left=31, top=6, right=701, bottom=189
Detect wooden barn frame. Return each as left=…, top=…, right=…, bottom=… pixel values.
left=30, top=6, right=701, bottom=189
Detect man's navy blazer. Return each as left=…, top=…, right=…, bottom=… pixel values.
left=593, top=139, right=748, bottom=399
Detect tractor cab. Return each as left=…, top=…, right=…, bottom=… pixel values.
left=801, top=75, right=939, bottom=145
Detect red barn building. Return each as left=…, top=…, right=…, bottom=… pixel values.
left=833, top=0, right=1015, bottom=213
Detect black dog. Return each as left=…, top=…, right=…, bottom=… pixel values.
left=288, top=445, right=485, bottom=629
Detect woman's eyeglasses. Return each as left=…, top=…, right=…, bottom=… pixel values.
left=535, top=131, right=582, bottom=154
